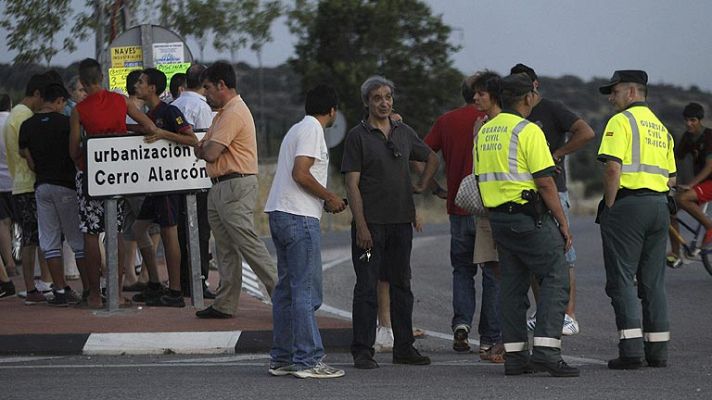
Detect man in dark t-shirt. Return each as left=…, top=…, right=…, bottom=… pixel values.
left=341, top=75, right=438, bottom=369
left=511, top=64, right=596, bottom=336
left=127, top=68, right=197, bottom=307
left=19, top=83, right=84, bottom=306
left=675, top=103, right=712, bottom=251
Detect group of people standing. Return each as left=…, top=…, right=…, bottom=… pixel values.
left=0, top=58, right=682, bottom=380
left=265, top=64, right=677, bottom=379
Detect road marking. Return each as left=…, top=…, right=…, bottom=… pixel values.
left=0, top=357, right=595, bottom=370
left=0, top=356, right=60, bottom=364
left=162, top=354, right=270, bottom=363
left=82, top=331, right=242, bottom=355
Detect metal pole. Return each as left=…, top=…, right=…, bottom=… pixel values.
left=140, top=24, right=154, bottom=68
left=104, top=198, right=119, bottom=312
left=186, top=193, right=204, bottom=308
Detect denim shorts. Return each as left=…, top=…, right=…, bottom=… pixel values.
left=559, top=191, right=576, bottom=266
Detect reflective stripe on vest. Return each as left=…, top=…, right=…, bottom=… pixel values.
left=533, top=337, right=562, bottom=349
left=504, top=342, right=528, bottom=352
left=619, top=328, right=643, bottom=340
left=644, top=331, right=670, bottom=342
left=620, top=111, right=669, bottom=177
left=478, top=120, right=533, bottom=183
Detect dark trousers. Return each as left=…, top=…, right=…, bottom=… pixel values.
left=178, top=191, right=211, bottom=294
left=351, top=223, right=415, bottom=357
left=600, top=194, right=669, bottom=361
left=489, top=212, right=569, bottom=365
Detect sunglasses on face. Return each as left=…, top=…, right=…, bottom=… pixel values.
left=386, top=139, right=401, bottom=158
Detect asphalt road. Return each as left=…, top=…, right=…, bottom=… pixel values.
left=3, top=216, right=712, bottom=399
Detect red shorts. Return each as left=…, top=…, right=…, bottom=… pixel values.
left=694, top=180, right=712, bottom=203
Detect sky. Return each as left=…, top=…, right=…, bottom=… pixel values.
left=2, top=0, right=711, bottom=90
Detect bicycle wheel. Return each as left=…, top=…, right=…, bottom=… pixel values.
left=701, top=249, right=712, bottom=277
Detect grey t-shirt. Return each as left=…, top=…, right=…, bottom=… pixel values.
left=341, top=120, right=431, bottom=224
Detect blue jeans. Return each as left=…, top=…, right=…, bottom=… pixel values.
left=559, top=191, right=576, bottom=266
left=268, top=211, right=324, bottom=368
left=450, top=215, right=502, bottom=345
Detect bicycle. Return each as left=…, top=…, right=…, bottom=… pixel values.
left=668, top=202, right=712, bottom=276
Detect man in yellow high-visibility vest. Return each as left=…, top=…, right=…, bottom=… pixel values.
left=597, top=70, right=675, bottom=370
left=475, top=73, right=577, bottom=378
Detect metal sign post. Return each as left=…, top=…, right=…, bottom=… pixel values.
left=97, top=24, right=200, bottom=312
left=86, top=134, right=210, bottom=311
left=104, top=199, right=119, bottom=311
left=185, top=194, right=204, bottom=308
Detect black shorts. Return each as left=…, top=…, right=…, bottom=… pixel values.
left=137, top=194, right=180, bottom=227
left=12, top=192, right=38, bottom=246
left=0, top=191, right=15, bottom=220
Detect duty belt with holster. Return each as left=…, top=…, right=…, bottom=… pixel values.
left=489, top=189, right=548, bottom=227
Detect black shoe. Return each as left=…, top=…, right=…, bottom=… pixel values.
left=453, top=327, right=470, bottom=352
left=147, top=294, right=185, bottom=308
left=646, top=359, right=667, bottom=368
left=203, top=287, right=216, bottom=299
left=195, top=305, right=232, bottom=319
left=0, top=280, right=16, bottom=298
left=393, top=347, right=431, bottom=365
left=532, top=359, right=580, bottom=377
left=353, top=353, right=379, bottom=369
left=122, top=282, right=147, bottom=292
left=608, top=357, right=643, bottom=370
left=133, top=285, right=166, bottom=303
left=504, top=362, right=534, bottom=376
left=47, top=290, right=68, bottom=307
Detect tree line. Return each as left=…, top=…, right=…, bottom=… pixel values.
left=2, top=0, right=711, bottom=196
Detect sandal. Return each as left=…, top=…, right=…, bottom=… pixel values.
left=487, top=343, right=506, bottom=363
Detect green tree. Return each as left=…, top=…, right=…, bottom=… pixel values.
left=1, top=0, right=77, bottom=66
left=170, top=0, right=224, bottom=61
left=245, top=0, right=282, bottom=155
left=213, top=0, right=259, bottom=63
left=288, top=0, right=462, bottom=141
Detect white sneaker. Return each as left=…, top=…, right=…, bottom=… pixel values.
left=292, top=362, right=345, bottom=379
left=562, top=314, right=580, bottom=336
left=374, top=325, right=394, bottom=352
left=526, top=314, right=536, bottom=331
left=268, top=364, right=298, bottom=376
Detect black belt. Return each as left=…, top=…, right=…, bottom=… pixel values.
left=616, top=188, right=666, bottom=200
left=489, top=201, right=528, bottom=214
left=210, top=172, right=254, bottom=184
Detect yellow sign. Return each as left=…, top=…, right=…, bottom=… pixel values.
left=108, top=67, right=142, bottom=95
left=111, top=46, right=143, bottom=68
left=157, top=62, right=191, bottom=85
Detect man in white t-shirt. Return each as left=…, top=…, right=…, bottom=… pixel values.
left=264, top=84, right=346, bottom=379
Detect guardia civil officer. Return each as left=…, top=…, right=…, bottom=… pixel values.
left=475, top=73, right=578, bottom=378
left=597, top=70, right=675, bottom=369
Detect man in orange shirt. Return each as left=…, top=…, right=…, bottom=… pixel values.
left=194, top=62, right=277, bottom=318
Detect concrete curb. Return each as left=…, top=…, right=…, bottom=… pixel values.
left=0, top=328, right=353, bottom=356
